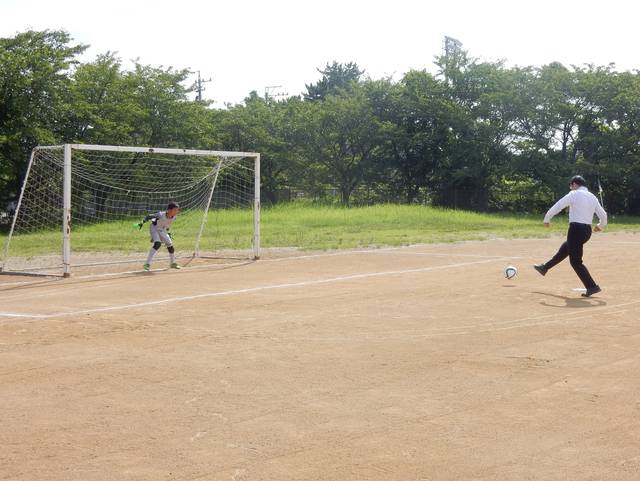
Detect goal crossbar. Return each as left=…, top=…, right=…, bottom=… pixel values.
left=34, top=144, right=259, bottom=158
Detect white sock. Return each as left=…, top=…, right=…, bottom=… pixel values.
left=146, top=248, right=157, bottom=265
left=169, top=251, right=176, bottom=264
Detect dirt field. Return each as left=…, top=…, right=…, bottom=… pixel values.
left=1, top=232, right=639, bottom=481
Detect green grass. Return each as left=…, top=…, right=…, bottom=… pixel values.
left=2, top=203, right=640, bottom=257
left=258, top=203, right=640, bottom=249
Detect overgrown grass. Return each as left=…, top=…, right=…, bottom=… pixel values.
left=2, top=203, right=640, bottom=257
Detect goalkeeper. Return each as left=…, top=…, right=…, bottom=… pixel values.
left=135, top=201, right=181, bottom=271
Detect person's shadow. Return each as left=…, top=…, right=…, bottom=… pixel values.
left=532, top=291, right=607, bottom=308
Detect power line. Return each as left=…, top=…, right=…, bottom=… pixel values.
left=264, top=85, right=288, bottom=101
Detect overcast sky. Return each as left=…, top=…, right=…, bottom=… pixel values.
left=2, top=0, right=639, bottom=107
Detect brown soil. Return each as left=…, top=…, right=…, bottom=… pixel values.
left=1, top=232, right=639, bottom=481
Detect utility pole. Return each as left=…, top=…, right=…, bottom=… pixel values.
left=264, top=85, right=288, bottom=101
left=195, top=71, right=212, bottom=102
left=443, top=36, right=462, bottom=59
left=442, top=36, right=463, bottom=84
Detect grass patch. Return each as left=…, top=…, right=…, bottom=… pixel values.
left=2, top=203, right=640, bottom=257
left=258, top=203, right=640, bottom=249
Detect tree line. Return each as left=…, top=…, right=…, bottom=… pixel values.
left=2, top=29, right=640, bottom=217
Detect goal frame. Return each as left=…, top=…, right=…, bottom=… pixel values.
left=1, top=144, right=261, bottom=277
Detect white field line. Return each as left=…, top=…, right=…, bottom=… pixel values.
left=261, top=246, right=521, bottom=262
left=363, top=251, right=518, bottom=259
left=0, top=261, right=250, bottom=287
left=387, top=301, right=617, bottom=335
left=0, top=257, right=509, bottom=320
left=0, top=246, right=520, bottom=288
left=0, top=278, right=57, bottom=288
left=84, top=249, right=519, bottom=277
left=259, top=308, right=633, bottom=343
left=472, top=309, right=631, bottom=334
left=2, top=232, right=627, bottom=288
left=174, top=305, right=633, bottom=343
left=0, top=252, right=349, bottom=286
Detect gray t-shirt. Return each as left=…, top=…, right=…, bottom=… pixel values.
left=145, top=211, right=176, bottom=231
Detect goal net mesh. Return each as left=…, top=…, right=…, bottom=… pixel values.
left=2, top=146, right=258, bottom=275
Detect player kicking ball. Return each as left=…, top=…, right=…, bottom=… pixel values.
left=135, top=202, right=181, bottom=271
left=533, top=176, right=607, bottom=297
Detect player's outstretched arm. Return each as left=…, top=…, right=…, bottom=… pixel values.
left=543, top=193, right=571, bottom=227
left=133, top=214, right=157, bottom=230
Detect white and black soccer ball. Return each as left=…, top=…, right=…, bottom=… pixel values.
left=504, top=265, right=518, bottom=280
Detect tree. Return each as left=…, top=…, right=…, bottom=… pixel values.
left=0, top=30, right=86, bottom=207
left=123, top=63, right=196, bottom=147
left=304, top=61, right=364, bottom=102
left=432, top=56, right=519, bottom=210
left=575, top=67, right=640, bottom=213
left=301, top=84, right=382, bottom=205
left=67, top=52, right=142, bottom=145
left=218, top=94, right=303, bottom=204
left=371, top=71, right=455, bottom=204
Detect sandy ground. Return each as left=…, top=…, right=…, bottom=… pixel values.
left=1, top=232, right=639, bottom=481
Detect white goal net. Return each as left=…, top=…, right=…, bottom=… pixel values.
left=1, top=144, right=260, bottom=276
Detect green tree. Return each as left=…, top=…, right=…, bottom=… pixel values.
left=123, top=63, right=196, bottom=147
left=67, top=52, right=143, bottom=145
left=575, top=67, right=640, bottom=213
left=433, top=55, right=519, bottom=210
left=0, top=30, right=86, bottom=206
left=69, top=54, right=220, bottom=149
left=373, top=71, right=455, bottom=204
left=301, top=84, right=382, bottom=205
left=304, top=61, right=364, bottom=102
left=218, top=93, right=303, bottom=204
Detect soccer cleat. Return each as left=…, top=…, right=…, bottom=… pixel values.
left=581, top=286, right=602, bottom=297
left=533, top=264, right=548, bottom=276
left=170, top=262, right=181, bottom=269
left=143, top=263, right=150, bottom=271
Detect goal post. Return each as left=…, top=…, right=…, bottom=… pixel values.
left=1, top=144, right=261, bottom=277
left=63, top=144, right=72, bottom=276
left=253, top=153, right=261, bottom=260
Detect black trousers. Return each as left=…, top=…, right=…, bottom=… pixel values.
left=544, top=222, right=597, bottom=289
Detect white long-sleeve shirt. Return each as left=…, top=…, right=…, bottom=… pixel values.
left=543, top=186, right=607, bottom=228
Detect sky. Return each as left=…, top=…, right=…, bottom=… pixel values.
left=2, top=0, right=639, bottom=107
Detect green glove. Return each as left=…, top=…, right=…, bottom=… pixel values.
left=133, top=222, right=143, bottom=230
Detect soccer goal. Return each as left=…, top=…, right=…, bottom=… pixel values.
left=1, top=144, right=260, bottom=277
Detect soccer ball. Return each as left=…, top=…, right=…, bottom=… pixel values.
left=504, top=265, right=518, bottom=280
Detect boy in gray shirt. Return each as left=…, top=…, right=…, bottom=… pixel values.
left=136, top=202, right=181, bottom=271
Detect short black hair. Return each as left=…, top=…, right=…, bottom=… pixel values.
left=167, top=201, right=179, bottom=210
left=570, top=175, right=586, bottom=187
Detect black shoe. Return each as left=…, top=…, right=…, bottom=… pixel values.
left=582, top=286, right=602, bottom=297
left=534, top=264, right=548, bottom=276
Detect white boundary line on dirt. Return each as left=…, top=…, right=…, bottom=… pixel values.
left=0, top=246, right=520, bottom=287
left=261, top=246, right=520, bottom=262
left=362, top=251, right=515, bottom=259
left=0, top=257, right=510, bottom=320
left=262, top=308, right=633, bottom=343
left=0, top=259, right=263, bottom=287
left=0, top=278, right=55, bottom=288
